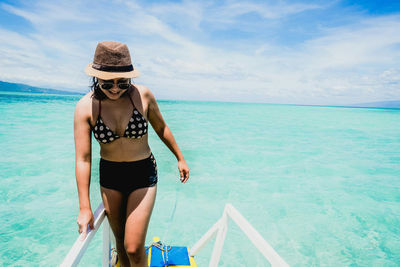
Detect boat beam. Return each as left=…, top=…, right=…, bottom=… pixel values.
left=189, top=203, right=289, bottom=267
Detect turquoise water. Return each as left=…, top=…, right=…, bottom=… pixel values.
left=1, top=91, right=399, bottom=266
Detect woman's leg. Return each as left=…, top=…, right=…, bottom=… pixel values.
left=124, top=185, right=157, bottom=267
left=100, top=186, right=131, bottom=267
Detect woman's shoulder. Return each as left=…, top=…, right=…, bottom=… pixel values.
left=132, top=84, right=155, bottom=100
left=75, top=91, right=94, bottom=116
left=133, top=84, right=150, bottom=93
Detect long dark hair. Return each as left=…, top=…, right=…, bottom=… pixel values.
left=90, top=77, right=132, bottom=100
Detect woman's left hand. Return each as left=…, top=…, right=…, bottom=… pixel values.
left=178, top=159, right=189, bottom=183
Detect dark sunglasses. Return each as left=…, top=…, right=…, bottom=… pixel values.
left=99, top=79, right=131, bottom=90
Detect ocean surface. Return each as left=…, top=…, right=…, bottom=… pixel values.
left=0, top=91, right=399, bottom=266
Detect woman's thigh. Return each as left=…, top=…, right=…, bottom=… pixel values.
left=100, top=186, right=127, bottom=241
left=124, top=185, right=157, bottom=247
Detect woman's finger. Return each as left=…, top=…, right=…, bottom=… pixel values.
left=89, top=217, right=94, bottom=230
left=183, top=169, right=189, bottom=183
left=80, top=224, right=87, bottom=241
left=179, top=169, right=184, bottom=181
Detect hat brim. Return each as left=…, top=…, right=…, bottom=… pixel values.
left=85, top=63, right=140, bottom=79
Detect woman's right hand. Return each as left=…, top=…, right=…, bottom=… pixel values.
left=77, top=208, right=94, bottom=240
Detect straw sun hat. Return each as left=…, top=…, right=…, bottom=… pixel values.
left=85, top=41, right=140, bottom=80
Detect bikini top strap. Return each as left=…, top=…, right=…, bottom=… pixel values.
left=99, top=99, right=102, bottom=116
left=128, top=92, right=135, bottom=108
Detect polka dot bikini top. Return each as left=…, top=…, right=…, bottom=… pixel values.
left=92, top=95, right=148, bottom=144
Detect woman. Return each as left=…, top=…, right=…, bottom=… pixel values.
left=74, top=41, right=189, bottom=267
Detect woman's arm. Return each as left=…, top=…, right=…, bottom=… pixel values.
left=145, top=87, right=190, bottom=183
left=74, top=96, right=94, bottom=238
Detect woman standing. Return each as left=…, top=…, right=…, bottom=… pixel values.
left=74, top=41, right=189, bottom=267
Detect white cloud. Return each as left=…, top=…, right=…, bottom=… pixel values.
left=211, top=0, right=321, bottom=20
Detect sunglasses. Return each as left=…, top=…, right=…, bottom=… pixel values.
left=98, top=79, right=131, bottom=90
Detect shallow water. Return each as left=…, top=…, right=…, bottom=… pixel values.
left=0, top=91, right=399, bottom=266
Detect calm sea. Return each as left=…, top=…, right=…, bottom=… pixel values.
left=0, top=91, right=399, bottom=266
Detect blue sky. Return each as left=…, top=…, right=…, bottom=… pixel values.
left=0, top=0, right=399, bottom=105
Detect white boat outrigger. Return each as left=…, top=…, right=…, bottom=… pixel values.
left=60, top=203, right=289, bottom=267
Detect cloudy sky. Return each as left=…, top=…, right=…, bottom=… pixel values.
left=0, top=0, right=399, bottom=105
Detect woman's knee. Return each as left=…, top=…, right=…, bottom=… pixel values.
left=108, top=221, right=125, bottom=243
left=114, top=233, right=125, bottom=245
left=124, top=241, right=145, bottom=263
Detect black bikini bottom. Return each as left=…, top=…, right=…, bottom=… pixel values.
left=99, top=153, right=158, bottom=195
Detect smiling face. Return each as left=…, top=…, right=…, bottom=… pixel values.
left=97, top=78, right=131, bottom=100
